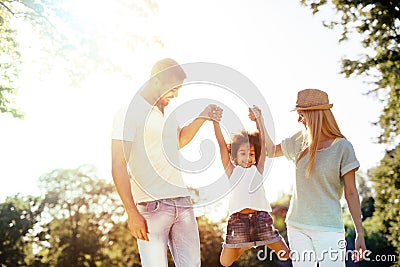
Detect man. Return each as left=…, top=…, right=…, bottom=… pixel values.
left=111, top=58, right=222, bottom=266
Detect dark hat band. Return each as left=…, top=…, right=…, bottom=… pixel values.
left=291, top=103, right=333, bottom=111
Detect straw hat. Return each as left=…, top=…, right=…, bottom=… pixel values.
left=291, top=89, right=333, bottom=111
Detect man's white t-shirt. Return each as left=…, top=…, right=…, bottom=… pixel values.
left=112, top=95, right=189, bottom=203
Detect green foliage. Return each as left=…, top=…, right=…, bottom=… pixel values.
left=356, top=172, right=375, bottom=220
left=0, top=0, right=159, bottom=118
left=361, top=216, right=395, bottom=267
left=37, top=165, right=125, bottom=266
left=45, top=216, right=113, bottom=266
left=0, top=168, right=295, bottom=266
left=300, top=0, right=400, bottom=143
left=343, top=172, right=397, bottom=266
left=344, top=214, right=396, bottom=267
left=368, top=147, right=400, bottom=266
left=197, top=215, right=225, bottom=266
left=271, top=193, right=291, bottom=235
left=0, top=165, right=145, bottom=266
left=0, top=195, right=46, bottom=266
left=0, top=7, right=23, bottom=118
left=312, top=171, right=395, bottom=266
left=104, top=222, right=142, bottom=267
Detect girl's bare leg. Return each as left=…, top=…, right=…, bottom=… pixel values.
left=220, top=246, right=252, bottom=266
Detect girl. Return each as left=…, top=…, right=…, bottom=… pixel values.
left=212, top=105, right=290, bottom=267
left=265, top=89, right=367, bottom=267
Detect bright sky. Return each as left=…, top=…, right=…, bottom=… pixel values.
left=0, top=1, right=385, bottom=211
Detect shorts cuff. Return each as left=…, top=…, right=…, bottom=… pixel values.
left=254, top=235, right=284, bottom=246
left=222, top=235, right=283, bottom=248
left=222, top=241, right=255, bottom=248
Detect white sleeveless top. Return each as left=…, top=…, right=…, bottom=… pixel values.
left=228, top=165, right=272, bottom=215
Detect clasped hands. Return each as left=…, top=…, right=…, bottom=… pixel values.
left=201, top=104, right=262, bottom=122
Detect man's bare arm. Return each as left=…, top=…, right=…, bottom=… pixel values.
left=111, top=139, right=149, bottom=241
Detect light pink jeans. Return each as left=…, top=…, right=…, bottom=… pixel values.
left=136, top=196, right=201, bottom=267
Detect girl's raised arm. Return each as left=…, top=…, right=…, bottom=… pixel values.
left=213, top=121, right=234, bottom=177
left=248, top=106, right=280, bottom=158
left=249, top=106, right=268, bottom=174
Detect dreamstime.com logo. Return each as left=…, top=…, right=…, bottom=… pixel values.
left=257, top=240, right=398, bottom=263
left=123, top=62, right=275, bottom=207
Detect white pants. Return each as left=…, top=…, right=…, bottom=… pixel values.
left=287, top=225, right=346, bottom=267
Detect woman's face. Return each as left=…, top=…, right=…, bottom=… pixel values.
left=297, top=111, right=306, bottom=127
left=235, top=142, right=256, bottom=168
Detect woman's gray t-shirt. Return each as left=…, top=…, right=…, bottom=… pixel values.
left=281, top=132, right=360, bottom=232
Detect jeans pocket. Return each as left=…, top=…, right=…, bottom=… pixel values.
left=181, top=196, right=193, bottom=207
left=137, top=200, right=161, bottom=214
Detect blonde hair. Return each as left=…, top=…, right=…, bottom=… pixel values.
left=296, top=109, right=345, bottom=176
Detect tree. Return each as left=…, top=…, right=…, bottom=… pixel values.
left=44, top=215, right=112, bottom=267
left=0, top=0, right=160, bottom=118
left=343, top=173, right=395, bottom=267
left=368, top=148, right=400, bottom=267
left=0, top=6, right=22, bottom=118
left=0, top=195, right=46, bottom=266
left=37, top=165, right=124, bottom=266
left=356, top=173, right=375, bottom=221
left=197, top=215, right=225, bottom=266
left=104, top=221, right=142, bottom=267
left=300, top=0, right=400, bottom=143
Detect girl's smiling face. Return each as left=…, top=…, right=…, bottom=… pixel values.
left=235, top=142, right=256, bottom=168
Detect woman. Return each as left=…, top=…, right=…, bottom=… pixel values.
left=265, top=89, right=367, bottom=267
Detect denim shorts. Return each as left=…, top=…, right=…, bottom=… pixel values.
left=223, top=211, right=283, bottom=248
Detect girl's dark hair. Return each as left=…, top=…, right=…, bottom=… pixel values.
left=227, top=130, right=261, bottom=165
